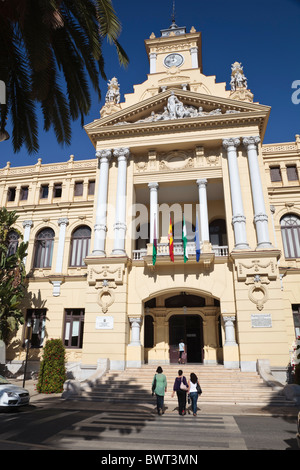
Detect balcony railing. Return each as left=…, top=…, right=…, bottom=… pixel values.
left=132, top=242, right=229, bottom=261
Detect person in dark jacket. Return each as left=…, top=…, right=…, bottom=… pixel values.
left=171, top=369, right=188, bottom=415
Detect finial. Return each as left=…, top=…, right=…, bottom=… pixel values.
left=171, top=0, right=177, bottom=27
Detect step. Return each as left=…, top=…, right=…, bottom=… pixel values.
left=65, top=365, right=294, bottom=407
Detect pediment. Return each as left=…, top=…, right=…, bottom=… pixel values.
left=84, top=88, right=270, bottom=144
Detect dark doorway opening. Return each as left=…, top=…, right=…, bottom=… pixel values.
left=169, top=315, right=203, bottom=363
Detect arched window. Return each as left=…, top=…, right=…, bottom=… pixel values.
left=209, top=219, right=228, bottom=246
left=33, top=228, right=55, bottom=268
left=280, top=214, right=300, bottom=258
left=69, top=225, right=91, bottom=267
left=7, top=230, right=19, bottom=256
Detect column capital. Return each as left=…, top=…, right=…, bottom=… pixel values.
left=22, top=220, right=33, bottom=229
left=148, top=182, right=159, bottom=190
left=58, top=217, right=69, bottom=227
left=96, top=149, right=112, bottom=161
left=196, top=178, right=207, bottom=187
left=242, top=136, right=260, bottom=148
left=222, top=138, right=240, bottom=149
left=113, top=147, right=130, bottom=159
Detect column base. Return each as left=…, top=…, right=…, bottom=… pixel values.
left=92, top=250, right=106, bottom=256
left=111, top=249, right=127, bottom=256
left=255, top=242, right=275, bottom=250
left=233, top=243, right=251, bottom=250
left=223, top=344, right=240, bottom=369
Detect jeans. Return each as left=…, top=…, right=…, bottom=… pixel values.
left=189, top=392, right=198, bottom=414
left=156, top=394, right=164, bottom=413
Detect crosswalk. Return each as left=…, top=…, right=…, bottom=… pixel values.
left=43, top=408, right=248, bottom=450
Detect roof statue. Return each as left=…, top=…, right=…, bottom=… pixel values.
left=105, top=77, right=120, bottom=104
left=229, top=62, right=254, bottom=103
left=100, top=77, right=122, bottom=118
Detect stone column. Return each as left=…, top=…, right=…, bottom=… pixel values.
left=223, top=315, right=239, bottom=369
left=190, top=47, right=198, bottom=68
left=148, top=182, right=159, bottom=244
left=93, top=149, right=112, bottom=256
left=223, top=316, right=237, bottom=346
left=22, top=220, right=33, bottom=244
left=243, top=136, right=273, bottom=248
left=129, top=317, right=142, bottom=346
left=111, top=147, right=130, bottom=255
left=196, top=179, right=209, bottom=241
left=149, top=53, right=157, bottom=74
left=55, top=218, right=69, bottom=273
left=22, top=220, right=33, bottom=266
left=223, top=138, right=250, bottom=249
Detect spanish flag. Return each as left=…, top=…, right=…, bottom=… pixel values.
left=168, top=216, right=174, bottom=262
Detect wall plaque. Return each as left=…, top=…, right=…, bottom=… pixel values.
left=251, top=314, right=272, bottom=328
left=95, top=316, right=114, bottom=330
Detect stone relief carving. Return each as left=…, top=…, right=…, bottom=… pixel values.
left=159, top=150, right=194, bottom=170
left=237, top=259, right=276, bottom=281
left=96, top=280, right=116, bottom=313
left=114, top=92, right=240, bottom=126
left=88, top=264, right=124, bottom=313
left=246, top=275, right=269, bottom=311
left=236, top=258, right=278, bottom=311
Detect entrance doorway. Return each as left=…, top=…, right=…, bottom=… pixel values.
left=169, top=315, right=203, bottom=363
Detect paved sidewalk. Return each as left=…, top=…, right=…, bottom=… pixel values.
left=14, top=378, right=300, bottom=418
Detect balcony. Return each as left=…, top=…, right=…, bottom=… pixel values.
left=132, top=241, right=229, bottom=262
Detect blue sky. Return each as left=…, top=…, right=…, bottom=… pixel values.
left=1, top=0, right=300, bottom=168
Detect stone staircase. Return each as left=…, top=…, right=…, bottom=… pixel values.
left=66, top=364, right=294, bottom=407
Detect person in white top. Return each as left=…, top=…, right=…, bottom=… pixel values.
left=188, top=372, right=200, bottom=416
left=178, top=339, right=185, bottom=364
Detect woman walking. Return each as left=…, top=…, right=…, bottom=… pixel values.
left=171, top=369, right=188, bottom=415
left=188, top=372, right=201, bottom=416
left=152, top=366, right=167, bottom=415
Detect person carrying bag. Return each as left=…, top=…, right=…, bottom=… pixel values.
left=188, top=372, right=202, bottom=416
left=171, top=369, right=188, bottom=415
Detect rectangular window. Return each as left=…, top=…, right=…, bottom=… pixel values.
left=292, top=305, right=300, bottom=338
left=26, top=309, right=47, bottom=348
left=7, top=187, right=16, bottom=202
left=40, top=184, right=49, bottom=199
left=286, top=165, right=299, bottom=181
left=63, top=309, right=85, bottom=348
left=88, top=180, right=95, bottom=195
left=74, top=181, right=83, bottom=197
left=20, top=186, right=29, bottom=201
left=270, top=166, right=282, bottom=182
left=54, top=183, right=62, bottom=198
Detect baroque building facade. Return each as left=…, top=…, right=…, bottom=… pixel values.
left=1, top=21, right=300, bottom=380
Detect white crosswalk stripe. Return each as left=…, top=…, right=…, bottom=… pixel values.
left=45, top=410, right=247, bottom=450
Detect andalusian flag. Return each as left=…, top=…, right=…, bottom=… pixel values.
left=152, top=216, right=157, bottom=266
left=168, top=216, right=174, bottom=262
left=182, top=214, right=188, bottom=263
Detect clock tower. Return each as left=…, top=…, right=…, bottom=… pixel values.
left=145, top=19, right=202, bottom=75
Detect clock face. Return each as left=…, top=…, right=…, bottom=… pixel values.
left=164, top=53, right=184, bottom=68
